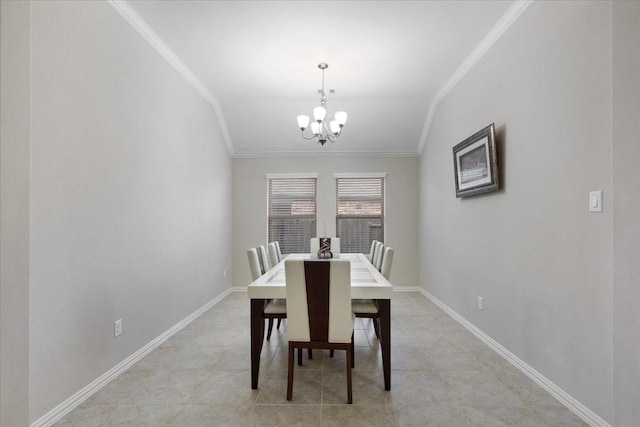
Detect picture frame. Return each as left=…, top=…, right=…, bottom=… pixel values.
left=453, top=123, right=499, bottom=198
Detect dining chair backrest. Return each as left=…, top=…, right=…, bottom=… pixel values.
left=380, top=246, right=394, bottom=280
left=331, top=238, right=340, bottom=259
left=275, top=241, right=283, bottom=261
left=373, top=241, right=383, bottom=264
left=310, top=237, right=319, bottom=257
left=247, top=247, right=265, bottom=281
left=259, top=245, right=271, bottom=271
left=372, top=241, right=384, bottom=268
left=285, top=259, right=353, bottom=344
left=368, top=240, right=378, bottom=262
left=268, top=242, right=280, bottom=267
left=373, top=245, right=386, bottom=271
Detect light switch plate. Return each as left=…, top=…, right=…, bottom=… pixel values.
left=114, top=319, right=122, bottom=337
left=589, top=191, right=603, bottom=213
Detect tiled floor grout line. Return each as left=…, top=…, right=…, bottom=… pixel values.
left=54, top=291, right=588, bottom=426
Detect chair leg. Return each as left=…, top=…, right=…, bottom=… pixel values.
left=276, top=318, right=282, bottom=329
left=351, top=333, right=355, bottom=369
left=346, top=345, right=353, bottom=404
left=372, top=317, right=381, bottom=340
left=295, top=349, right=312, bottom=363
left=267, top=318, right=274, bottom=340
left=287, top=343, right=294, bottom=401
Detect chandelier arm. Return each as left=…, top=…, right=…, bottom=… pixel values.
left=322, top=121, right=343, bottom=139
left=300, top=130, right=319, bottom=140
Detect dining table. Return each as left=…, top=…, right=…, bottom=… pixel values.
left=247, top=253, right=393, bottom=390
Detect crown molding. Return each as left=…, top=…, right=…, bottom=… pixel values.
left=108, top=0, right=234, bottom=156
left=110, top=0, right=531, bottom=159
left=232, top=150, right=420, bottom=159
left=417, top=0, right=533, bottom=155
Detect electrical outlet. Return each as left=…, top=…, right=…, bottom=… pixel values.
left=477, top=297, right=484, bottom=310
left=114, top=319, right=122, bottom=337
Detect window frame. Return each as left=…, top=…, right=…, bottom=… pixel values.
left=334, top=173, right=386, bottom=254
left=266, top=173, right=318, bottom=255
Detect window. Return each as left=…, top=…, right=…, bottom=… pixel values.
left=267, top=174, right=317, bottom=254
left=335, top=173, right=386, bottom=253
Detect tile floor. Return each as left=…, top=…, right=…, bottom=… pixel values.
left=57, top=291, right=587, bottom=426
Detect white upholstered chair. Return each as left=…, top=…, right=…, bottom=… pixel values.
left=275, top=241, right=283, bottom=262
left=380, top=246, right=394, bottom=279
left=247, top=247, right=266, bottom=281
left=267, top=242, right=280, bottom=267
left=310, top=237, right=319, bottom=257
left=367, top=240, right=379, bottom=262
left=371, top=241, right=384, bottom=268
left=247, top=247, right=285, bottom=340
left=373, top=243, right=385, bottom=271
left=331, top=238, right=341, bottom=258
left=352, top=246, right=394, bottom=341
left=259, top=245, right=271, bottom=271
left=285, top=259, right=354, bottom=403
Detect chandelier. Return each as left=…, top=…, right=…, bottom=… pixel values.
left=297, top=63, right=347, bottom=145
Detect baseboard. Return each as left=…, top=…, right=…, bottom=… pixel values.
left=393, top=285, right=423, bottom=293
left=416, top=287, right=611, bottom=427
left=31, top=287, right=235, bottom=427
left=33, top=285, right=609, bottom=426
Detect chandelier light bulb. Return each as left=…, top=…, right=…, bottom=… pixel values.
left=330, top=121, right=340, bottom=135
left=297, top=115, right=310, bottom=130
left=311, top=122, right=320, bottom=135
left=335, top=111, right=347, bottom=126
left=313, top=106, right=326, bottom=123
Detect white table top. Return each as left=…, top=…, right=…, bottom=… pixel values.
left=247, top=253, right=393, bottom=300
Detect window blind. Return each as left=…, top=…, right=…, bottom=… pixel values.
left=268, top=177, right=317, bottom=254
left=335, top=177, right=385, bottom=253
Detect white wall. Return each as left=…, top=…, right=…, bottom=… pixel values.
left=0, top=1, right=31, bottom=425
left=7, top=0, right=636, bottom=424
left=419, top=1, right=613, bottom=422
left=232, top=156, right=419, bottom=288
left=612, top=2, right=640, bottom=426
left=28, top=1, right=232, bottom=421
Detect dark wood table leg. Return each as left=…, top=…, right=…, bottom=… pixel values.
left=377, top=299, right=391, bottom=390
left=251, top=298, right=265, bottom=389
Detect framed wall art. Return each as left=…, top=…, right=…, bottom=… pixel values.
left=453, top=123, right=499, bottom=198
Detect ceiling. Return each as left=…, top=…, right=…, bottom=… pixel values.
left=125, top=1, right=517, bottom=157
